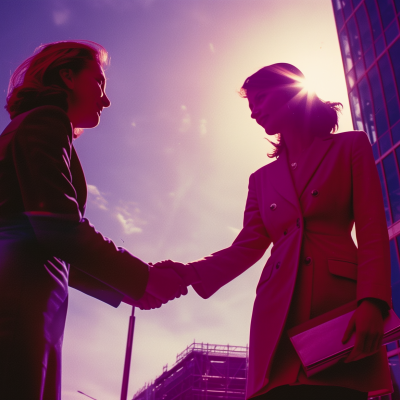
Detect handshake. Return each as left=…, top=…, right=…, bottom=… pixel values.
left=123, top=260, right=200, bottom=310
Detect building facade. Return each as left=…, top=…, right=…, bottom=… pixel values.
left=132, top=343, right=248, bottom=400
left=331, top=0, right=400, bottom=398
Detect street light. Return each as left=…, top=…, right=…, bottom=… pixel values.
left=77, top=390, right=97, bottom=399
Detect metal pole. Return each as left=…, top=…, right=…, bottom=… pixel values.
left=121, top=306, right=136, bottom=400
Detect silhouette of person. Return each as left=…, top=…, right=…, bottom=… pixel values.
left=154, top=64, right=392, bottom=400
left=0, top=40, right=186, bottom=400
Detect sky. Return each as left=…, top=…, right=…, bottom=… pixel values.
left=0, top=1, right=354, bottom=399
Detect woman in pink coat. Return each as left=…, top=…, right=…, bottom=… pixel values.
left=158, top=63, right=392, bottom=400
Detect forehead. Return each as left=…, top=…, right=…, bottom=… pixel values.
left=83, top=59, right=105, bottom=78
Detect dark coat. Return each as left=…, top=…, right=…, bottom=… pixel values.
left=0, top=106, right=149, bottom=400
left=190, top=131, right=392, bottom=397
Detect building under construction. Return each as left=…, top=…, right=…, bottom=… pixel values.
left=132, top=343, right=248, bottom=400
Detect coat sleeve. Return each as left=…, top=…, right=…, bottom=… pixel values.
left=190, top=172, right=272, bottom=298
left=352, top=131, right=392, bottom=308
left=12, top=106, right=149, bottom=302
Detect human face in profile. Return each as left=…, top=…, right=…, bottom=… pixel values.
left=63, top=60, right=111, bottom=129
left=247, top=87, right=293, bottom=135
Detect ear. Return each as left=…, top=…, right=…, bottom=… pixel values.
left=59, top=68, right=75, bottom=90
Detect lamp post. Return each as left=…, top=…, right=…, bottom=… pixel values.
left=120, top=306, right=136, bottom=400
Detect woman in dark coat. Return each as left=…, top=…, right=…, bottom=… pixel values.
left=157, top=63, right=392, bottom=400
left=0, top=40, right=185, bottom=400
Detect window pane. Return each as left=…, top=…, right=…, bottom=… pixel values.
left=356, top=5, right=373, bottom=52
left=379, top=131, right=392, bottom=154
left=379, top=54, right=397, bottom=101
left=384, top=152, right=400, bottom=222
left=368, top=66, right=389, bottom=136
left=339, top=29, right=353, bottom=72
left=393, top=238, right=400, bottom=284
left=332, top=0, right=345, bottom=31
left=392, top=121, right=400, bottom=144
left=385, top=20, right=399, bottom=44
left=389, top=355, right=400, bottom=398
left=347, top=16, right=363, bottom=62
left=378, top=54, right=400, bottom=126
left=372, top=141, right=379, bottom=160
left=342, top=0, right=353, bottom=19
left=349, top=88, right=365, bottom=132
left=389, top=39, right=400, bottom=96
left=358, top=78, right=377, bottom=142
left=364, top=46, right=375, bottom=68
left=365, top=0, right=383, bottom=39
left=377, top=0, right=396, bottom=28
left=352, top=0, right=362, bottom=8
left=395, top=0, right=400, bottom=13
left=377, top=162, right=392, bottom=226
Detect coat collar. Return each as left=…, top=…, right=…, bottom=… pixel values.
left=268, top=134, right=334, bottom=211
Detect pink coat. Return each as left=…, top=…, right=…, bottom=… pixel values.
left=189, top=131, right=392, bottom=398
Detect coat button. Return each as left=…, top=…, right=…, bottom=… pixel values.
left=283, top=230, right=287, bottom=235
left=296, top=218, right=301, bottom=228
left=304, top=257, right=312, bottom=265
left=311, top=189, right=319, bottom=196
left=270, top=203, right=277, bottom=211
left=276, top=261, right=281, bottom=269
left=291, top=162, right=298, bottom=170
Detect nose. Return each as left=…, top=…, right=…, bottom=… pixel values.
left=251, top=106, right=260, bottom=120
left=102, top=94, right=111, bottom=108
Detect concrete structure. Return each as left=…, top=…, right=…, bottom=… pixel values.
left=331, top=1, right=400, bottom=398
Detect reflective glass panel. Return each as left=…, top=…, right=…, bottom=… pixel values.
left=351, top=0, right=362, bottom=8
left=387, top=340, right=398, bottom=351
left=385, top=20, right=399, bottom=44
left=388, top=96, right=400, bottom=126
left=356, top=5, right=373, bottom=52
left=378, top=54, right=397, bottom=103
left=355, top=59, right=365, bottom=79
left=375, top=35, right=386, bottom=56
left=376, top=162, right=391, bottom=225
left=377, top=0, right=396, bottom=28
left=364, top=47, right=375, bottom=68
left=392, top=238, right=400, bottom=284
left=383, top=152, right=400, bottom=222
left=358, top=78, right=377, bottom=142
left=379, top=131, right=392, bottom=154
left=342, top=0, right=353, bottom=19
left=368, top=66, right=389, bottom=136
left=365, top=0, right=383, bottom=39
left=389, top=39, right=400, bottom=97
left=347, top=68, right=356, bottom=89
left=389, top=355, right=400, bottom=397
left=396, top=0, right=400, bottom=13
left=339, top=29, right=353, bottom=72
left=332, top=0, right=345, bottom=31
left=372, top=141, right=379, bottom=159
left=392, top=121, right=400, bottom=144
left=347, top=16, right=363, bottom=62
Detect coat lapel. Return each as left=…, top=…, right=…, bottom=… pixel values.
left=269, top=149, right=300, bottom=213
left=295, top=135, right=334, bottom=199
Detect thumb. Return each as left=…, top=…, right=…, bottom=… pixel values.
left=342, top=313, right=356, bottom=344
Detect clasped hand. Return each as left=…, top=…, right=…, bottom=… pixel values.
left=124, top=260, right=198, bottom=310
left=342, top=299, right=384, bottom=363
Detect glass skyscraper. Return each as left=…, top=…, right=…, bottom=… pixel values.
left=332, top=1, right=400, bottom=398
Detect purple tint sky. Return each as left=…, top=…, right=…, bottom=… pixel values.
left=0, top=1, right=352, bottom=399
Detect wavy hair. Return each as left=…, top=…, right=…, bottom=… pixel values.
left=5, top=40, right=109, bottom=121
left=240, top=63, right=342, bottom=158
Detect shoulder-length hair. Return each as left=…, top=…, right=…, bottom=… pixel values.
left=240, top=63, right=342, bottom=158
left=5, top=40, right=109, bottom=121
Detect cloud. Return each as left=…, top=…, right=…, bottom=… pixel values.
left=87, top=184, right=108, bottom=211
left=52, top=7, right=70, bottom=25
left=179, top=105, right=191, bottom=133
left=199, top=119, right=207, bottom=135
left=115, top=202, right=146, bottom=234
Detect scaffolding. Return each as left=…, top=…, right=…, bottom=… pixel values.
left=132, top=343, right=249, bottom=400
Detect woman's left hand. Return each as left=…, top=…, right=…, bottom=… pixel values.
left=342, top=299, right=384, bottom=363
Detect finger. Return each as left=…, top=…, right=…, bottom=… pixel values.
left=345, top=331, right=366, bottom=363
left=342, top=315, right=356, bottom=344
